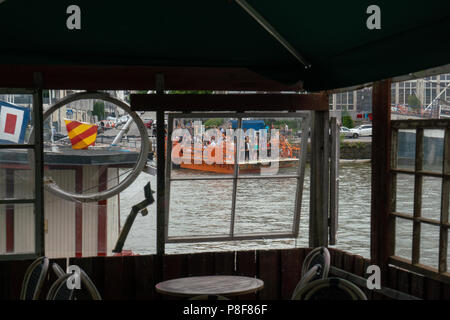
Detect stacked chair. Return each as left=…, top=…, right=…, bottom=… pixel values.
left=20, top=256, right=49, bottom=300
left=48, top=262, right=102, bottom=300
left=291, top=247, right=367, bottom=300
left=20, top=257, right=101, bottom=300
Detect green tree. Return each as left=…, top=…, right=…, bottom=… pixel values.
left=342, top=111, right=354, bottom=128
left=93, top=101, right=105, bottom=121
left=204, top=118, right=224, bottom=128
left=408, top=95, right=421, bottom=108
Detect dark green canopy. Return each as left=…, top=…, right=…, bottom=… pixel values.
left=0, top=0, right=449, bottom=91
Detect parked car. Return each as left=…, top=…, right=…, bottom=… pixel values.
left=350, top=124, right=372, bottom=138
left=143, top=119, right=153, bottom=128
left=339, top=126, right=353, bottom=138
left=113, top=115, right=130, bottom=127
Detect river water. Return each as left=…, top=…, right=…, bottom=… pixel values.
left=119, top=162, right=446, bottom=269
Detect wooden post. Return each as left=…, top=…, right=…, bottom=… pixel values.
left=309, top=110, right=330, bottom=247
left=155, top=74, right=166, bottom=288
left=156, top=74, right=166, bottom=257
left=370, top=79, right=393, bottom=283
left=329, top=117, right=339, bottom=245
left=33, top=73, right=45, bottom=256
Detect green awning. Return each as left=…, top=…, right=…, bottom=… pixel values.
left=0, top=0, right=449, bottom=91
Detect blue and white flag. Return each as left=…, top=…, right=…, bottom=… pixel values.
left=0, top=101, right=31, bottom=144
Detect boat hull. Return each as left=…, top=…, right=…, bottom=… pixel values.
left=179, top=158, right=299, bottom=174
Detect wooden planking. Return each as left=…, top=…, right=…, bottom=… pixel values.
left=10, top=260, right=31, bottom=299
left=187, top=252, right=215, bottom=277
left=121, top=256, right=136, bottom=299
left=163, top=254, right=188, bottom=280
left=134, top=255, right=156, bottom=300
left=280, top=248, right=305, bottom=299
left=236, top=250, right=258, bottom=300
left=443, top=281, right=450, bottom=299
left=353, top=255, right=372, bottom=299
left=1, top=259, right=34, bottom=300
left=103, top=256, right=125, bottom=299
left=131, top=93, right=328, bottom=112
left=425, top=278, right=442, bottom=300
left=410, top=272, right=425, bottom=299
left=387, top=266, right=397, bottom=299
left=332, top=248, right=345, bottom=270
left=343, top=252, right=355, bottom=274
left=161, top=254, right=188, bottom=300
left=353, top=255, right=366, bottom=277
left=2, top=248, right=450, bottom=300
left=214, top=251, right=235, bottom=276
left=396, top=268, right=411, bottom=296
left=258, top=250, right=281, bottom=300
left=389, top=255, right=450, bottom=285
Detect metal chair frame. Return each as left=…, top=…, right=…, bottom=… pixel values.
left=20, top=256, right=49, bottom=300
left=46, top=273, right=74, bottom=300
left=292, top=277, right=368, bottom=300
left=51, top=263, right=102, bottom=300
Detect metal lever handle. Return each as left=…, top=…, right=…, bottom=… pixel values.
left=112, top=182, right=154, bottom=253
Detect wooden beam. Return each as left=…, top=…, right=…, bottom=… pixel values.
left=329, top=117, right=339, bottom=245
left=130, top=93, right=328, bottom=112
left=391, top=119, right=450, bottom=129
left=370, top=79, right=393, bottom=282
left=412, top=128, right=424, bottom=264
left=389, top=256, right=450, bottom=285
left=155, top=75, right=165, bottom=284
left=309, top=110, right=330, bottom=247
left=439, top=128, right=450, bottom=273
left=0, top=65, right=303, bottom=91
left=156, top=112, right=165, bottom=254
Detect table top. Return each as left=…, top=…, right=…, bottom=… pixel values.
left=155, top=275, right=264, bottom=297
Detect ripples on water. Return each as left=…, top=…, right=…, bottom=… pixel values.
left=120, top=163, right=443, bottom=267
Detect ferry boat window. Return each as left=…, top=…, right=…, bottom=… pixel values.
left=165, top=112, right=310, bottom=244
left=0, top=92, right=38, bottom=258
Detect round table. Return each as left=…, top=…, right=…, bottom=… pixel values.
left=155, top=275, right=264, bottom=298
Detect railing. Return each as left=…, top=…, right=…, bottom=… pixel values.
left=1, top=247, right=449, bottom=300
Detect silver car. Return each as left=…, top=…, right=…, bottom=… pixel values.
left=340, top=126, right=353, bottom=138
left=350, top=124, right=372, bottom=138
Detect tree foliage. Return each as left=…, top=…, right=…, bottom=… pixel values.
left=408, top=95, right=421, bottom=108
left=93, top=101, right=105, bottom=121
left=342, top=112, right=354, bottom=128
left=204, top=118, right=224, bottom=128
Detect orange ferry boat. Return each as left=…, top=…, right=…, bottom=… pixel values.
left=171, top=135, right=300, bottom=174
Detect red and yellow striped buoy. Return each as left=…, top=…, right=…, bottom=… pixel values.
left=64, top=120, right=98, bottom=149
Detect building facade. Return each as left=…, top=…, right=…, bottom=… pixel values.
left=330, top=73, right=450, bottom=120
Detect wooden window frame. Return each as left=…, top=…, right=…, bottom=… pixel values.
left=389, top=119, right=450, bottom=284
